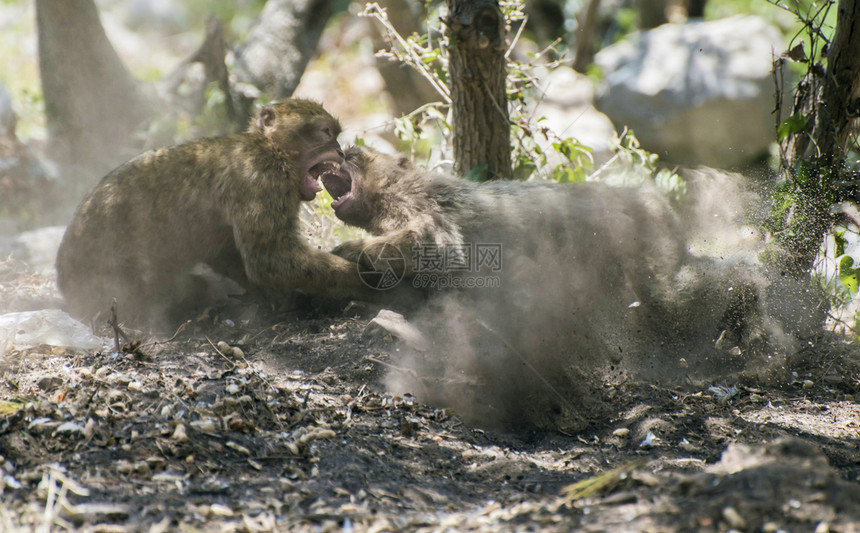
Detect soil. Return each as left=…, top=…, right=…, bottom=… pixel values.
left=1, top=263, right=859, bottom=533
left=2, top=1, right=859, bottom=530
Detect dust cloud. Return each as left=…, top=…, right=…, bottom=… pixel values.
left=381, top=167, right=825, bottom=433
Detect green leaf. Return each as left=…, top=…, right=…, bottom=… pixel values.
left=834, top=231, right=847, bottom=258
left=838, top=255, right=860, bottom=296
left=423, top=107, right=449, bottom=129
left=778, top=113, right=808, bottom=141
left=585, top=63, right=603, bottom=81
left=795, top=160, right=814, bottom=184
left=552, top=139, right=593, bottom=164
left=0, top=399, right=25, bottom=416
left=551, top=165, right=586, bottom=184
left=512, top=155, right=536, bottom=181
left=465, top=164, right=489, bottom=182
left=854, top=311, right=860, bottom=344
left=393, top=116, right=418, bottom=143
left=655, top=169, right=687, bottom=203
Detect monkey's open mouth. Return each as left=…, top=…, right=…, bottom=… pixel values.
left=300, top=174, right=323, bottom=201
left=303, top=153, right=342, bottom=201
left=320, top=167, right=353, bottom=208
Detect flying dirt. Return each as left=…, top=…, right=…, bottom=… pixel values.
left=323, top=145, right=824, bottom=432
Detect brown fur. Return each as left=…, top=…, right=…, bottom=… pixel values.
left=324, top=146, right=778, bottom=432
left=325, top=147, right=771, bottom=348
left=56, top=100, right=382, bottom=327
left=326, top=145, right=686, bottom=302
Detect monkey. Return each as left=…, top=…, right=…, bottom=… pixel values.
left=56, top=99, right=389, bottom=328
left=323, top=145, right=687, bottom=303
left=323, top=146, right=780, bottom=343
left=321, top=145, right=791, bottom=431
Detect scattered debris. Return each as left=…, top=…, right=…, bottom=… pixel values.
left=708, top=384, right=739, bottom=401
left=362, top=309, right=430, bottom=351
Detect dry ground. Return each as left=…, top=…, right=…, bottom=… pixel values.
left=3, top=2, right=859, bottom=531
left=1, top=261, right=859, bottom=533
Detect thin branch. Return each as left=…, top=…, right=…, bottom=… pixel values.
left=361, top=3, right=452, bottom=104
left=504, top=13, right=527, bottom=59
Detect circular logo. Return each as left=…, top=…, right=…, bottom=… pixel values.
left=357, top=243, right=406, bottom=290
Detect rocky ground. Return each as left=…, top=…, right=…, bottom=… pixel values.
left=2, top=3, right=860, bottom=532
left=1, top=257, right=859, bottom=533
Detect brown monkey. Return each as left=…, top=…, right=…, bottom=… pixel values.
left=324, top=145, right=686, bottom=302
left=322, top=145, right=694, bottom=430
left=56, top=100, right=384, bottom=327
left=324, top=147, right=773, bottom=340
left=323, top=146, right=783, bottom=432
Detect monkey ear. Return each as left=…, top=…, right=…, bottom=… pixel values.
left=256, top=106, right=276, bottom=132
left=397, top=156, right=412, bottom=169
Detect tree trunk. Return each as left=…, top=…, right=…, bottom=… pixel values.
left=160, top=17, right=254, bottom=132
left=445, top=0, right=511, bottom=180
left=571, top=0, right=602, bottom=74
left=233, top=0, right=336, bottom=100
left=826, top=1, right=860, bottom=153
left=639, top=0, right=667, bottom=29
left=687, top=0, right=707, bottom=18
left=37, top=0, right=150, bottom=169
left=772, top=0, right=860, bottom=277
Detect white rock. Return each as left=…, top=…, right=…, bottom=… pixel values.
left=190, top=418, right=217, bottom=433
left=363, top=309, right=430, bottom=352
left=532, top=67, right=617, bottom=165
left=0, top=309, right=107, bottom=354
left=54, top=421, right=85, bottom=436
left=171, top=423, right=188, bottom=442
left=595, top=16, right=785, bottom=168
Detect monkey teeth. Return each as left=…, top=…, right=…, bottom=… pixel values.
left=313, top=160, right=353, bottom=205
left=308, top=160, right=340, bottom=177
left=305, top=161, right=343, bottom=201
left=321, top=171, right=352, bottom=204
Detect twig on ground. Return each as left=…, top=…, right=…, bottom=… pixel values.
left=366, top=356, right=419, bottom=379
left=205, top=336, right=236, bottom=370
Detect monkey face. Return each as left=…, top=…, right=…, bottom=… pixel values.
left=323, top=146, right=376, bottom=228
left=256, top=99, right=345, bottom=201
left=323, top=145, right=413, bottom=228
left=322, top=146, right=362, bottom=224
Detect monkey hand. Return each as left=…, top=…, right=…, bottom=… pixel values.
left=331, top=239, right=375, bottom=268
left=333, top=238, right=412, bottom=277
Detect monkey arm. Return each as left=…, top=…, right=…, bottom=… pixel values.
left=332, top=218, right=467, bottom=280
left=288, top=245, right=382, bottom=300
left=266, top=242, right=424, bottom=305
left=225, top=213, right=373, bottom=301
left=332, top=228, right=424, bottom=277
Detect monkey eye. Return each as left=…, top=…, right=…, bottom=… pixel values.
left=299, top=120, right=339, bottom=143
left=320, top=124, right=341, bottom=143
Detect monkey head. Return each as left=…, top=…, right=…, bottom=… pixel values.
left=322, top=145, right=413, bottom=230
left=253, top=99, right=345, bottom=201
